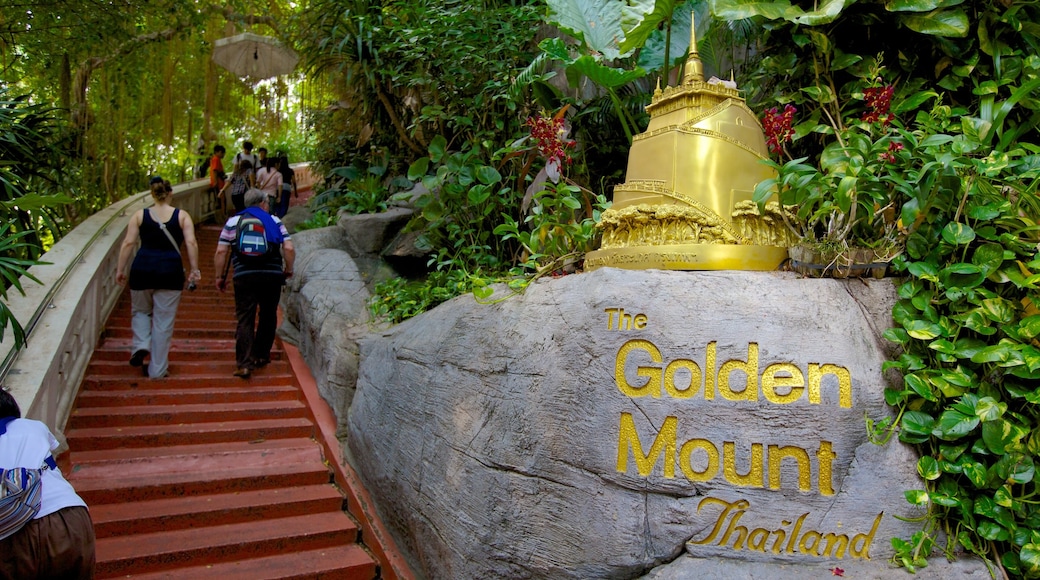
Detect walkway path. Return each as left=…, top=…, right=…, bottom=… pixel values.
left=61, top=223, right=391, bottom=579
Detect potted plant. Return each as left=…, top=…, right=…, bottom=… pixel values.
left=752, top=60, right=912, bottom=278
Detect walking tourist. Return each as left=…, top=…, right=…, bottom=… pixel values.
left=275, top=154, right=297, bottom=218
left=255, top=157, right=283, bottom=210
left=220, top=160, right=254, bottom=213
left=115, top=177, right=201, bottom=378
left=232, top=140, right=258, bottom=179
left=213, top=188, right=295, bottom=379
left=209, top=144, right=227, bottom=216
left=0, top=388, right=96, bottom=579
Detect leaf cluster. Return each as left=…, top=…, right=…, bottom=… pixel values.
left=877, top=62, right=1040, bottom=580
left=714, top=1, right=1040, bottom=575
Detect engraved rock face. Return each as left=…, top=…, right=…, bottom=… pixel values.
left=347, top=268, right=985, bottom=578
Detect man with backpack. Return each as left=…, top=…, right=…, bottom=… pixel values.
left=212, top=188, right=295, bottom=378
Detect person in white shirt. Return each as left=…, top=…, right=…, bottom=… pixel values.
left=0, top=389, right=95, bottom=579
left=232, top=140, right=259, bottom=180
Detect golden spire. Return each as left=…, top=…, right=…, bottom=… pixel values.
left=682, top=12, right=704, bottom=84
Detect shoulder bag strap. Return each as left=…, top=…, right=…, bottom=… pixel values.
left=258, top=170, right=277, bottom=191
left=152, top=209, right=182, bottom=257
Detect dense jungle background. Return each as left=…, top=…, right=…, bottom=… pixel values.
left=6, top=1, right=1040, bottom=576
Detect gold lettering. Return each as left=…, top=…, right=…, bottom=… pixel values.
left=634, top=314, right=648, bottom=329
left=679, top=439, right=719, bottom=482
left=616, top=413, right=676, bottom=478
left=798, top=530, right=822, bottom=555
left=615, top=340, right=662, bottom=398
left=718, top=343, right=759, bottom=402
left=704, top=341, right=716, bottom=400
left=817, top=441, right=837, bottom=496
left=768, top=445, right=812, bottom=492
left=771, top=521, right=791, bottom=554
left=723, top=442, right=764, bottom=488
left=719, top=509, right=749, bottom=550
left=604, top=307, right=620, bottom=329
left=690, top=497, right=749, bottom=546
left=786, top=513, right=808, bottom=553
left=849, top=512, right=883, bottom=559
left=688, top=498, right=882, bottom=561
left=818, top=533, right=850, bottom=558
left=664, top=359, right=701, bottom=399
left=761, top=363, right=804, bottom=404
left=746, top=527, right=770, bottom=552
left=808, top=363, right=852, bottom=408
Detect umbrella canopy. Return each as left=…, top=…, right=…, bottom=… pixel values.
left=212, top=33, right=299, bottom=80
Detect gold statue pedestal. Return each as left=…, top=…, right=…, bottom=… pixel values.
left=585, top=243, right=788, bottom=271
left=585, top=21, right=795, bottom=272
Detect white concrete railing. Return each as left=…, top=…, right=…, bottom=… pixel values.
left=0, top=179, right=218, bottom=431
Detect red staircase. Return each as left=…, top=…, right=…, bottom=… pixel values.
left=64, top=224, right=381, bottom=579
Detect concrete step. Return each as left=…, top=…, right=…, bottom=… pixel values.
left=67, top=400, right=307, bottom=429
left=90, top=339, right=280, bottom=361
left=70, top=448, right=330, bottom=505
left=80, top=370, right=294, bottom=389
left=89, top=484, right=345, bottom=537
left=94, top=512, right=363, bottom=578
left=103, top=326, right=237, bottom=340
left=84, top=359, right=291, bottom=378
left=110, top=544, right=377, bottom=580
left=70, top=438, right=318, bottom=465
left=65, top=417, right=314, bottom=450
left=73, top=385, right=299, bottom=408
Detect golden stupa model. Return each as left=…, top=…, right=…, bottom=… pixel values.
left=584, top=22, right=796, bottom=271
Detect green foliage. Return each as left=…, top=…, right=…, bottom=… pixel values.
left=0, top=89, right=73, bottom=348
left=293, top=210, right=336, bottom=232
left=369, top=269, right=499, bottom=325
left=407, top=135, right=518, bottom=274
left=713, top=1, right=1040, bottom=575
left=753, top=90, right=936, bottom=249
left=311, top=164, right=392, bottom=216
left=297, top=0, right=541, bottom=171
left=494, top=181, right=608, bottom=274
left=881, top=92, right=1040, bottom=573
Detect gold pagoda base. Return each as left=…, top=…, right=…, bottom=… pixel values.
left=584, top=244, right=788, bottom=272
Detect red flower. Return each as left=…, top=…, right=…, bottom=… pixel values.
left=878, top=141, right=904, bottom=163
left=527, top=114, right=575, bottom=182
left=762, top=104, right=797, bottom=154
left=863, top=85, right=895, bottom=124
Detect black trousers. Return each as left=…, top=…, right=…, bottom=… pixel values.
left=233, top=275, right=282, bottom=368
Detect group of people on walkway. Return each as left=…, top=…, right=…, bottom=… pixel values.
left=115, top=174, right=295, bottom=381
left=208, top=140, right=298, bottom=219
left=1, top=173, right=296, bottom=579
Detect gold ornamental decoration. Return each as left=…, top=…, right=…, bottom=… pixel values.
left=585, top=20, right=795, bottom=271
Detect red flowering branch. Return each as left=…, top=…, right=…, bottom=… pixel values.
left=762, top=104, right=797, bottom=157
left=863, top=85, right=895, bottom=125
left=526, top=112, right=575, bottom=183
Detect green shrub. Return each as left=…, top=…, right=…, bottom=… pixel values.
left=294, top=210, right=336, bottom=232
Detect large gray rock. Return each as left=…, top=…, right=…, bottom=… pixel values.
left=337, top=206, right=413, bottom=256
left=281, top=227, right=371, bottom=424
left=348, top=268, right=982, bottom=579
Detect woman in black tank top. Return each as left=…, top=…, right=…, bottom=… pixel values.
left=114, top=178, right=202, bottom=378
